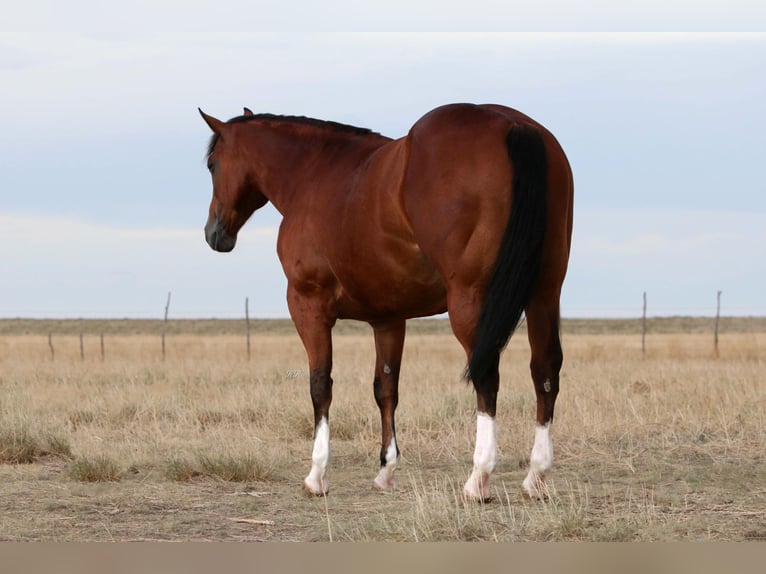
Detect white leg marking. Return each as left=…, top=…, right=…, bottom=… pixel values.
left=463, top=413, right=497, bottom=501
left=373, top=437, right=399, bottom=491
left=303, top=417, right=330, bottom=495
left=522, top=422, right=553, bottom=499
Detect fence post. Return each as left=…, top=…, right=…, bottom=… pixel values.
left=80, top=332, right=84, bottom=362
left=245, top=297, right=251, bottom=361
left=100, top=332, right=105, bottom=362
left=162, top=291, right=171, bottom=361
left=48, top=332, right=55, bottom=361
left=642, top=291, right=647, bottom=358
left=714, top=290, right=722, bottom=357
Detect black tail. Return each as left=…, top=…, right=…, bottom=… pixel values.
left=466, top=124, right=548, bottom=385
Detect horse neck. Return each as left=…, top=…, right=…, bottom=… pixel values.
left=241, top=122, right=388, bottom=216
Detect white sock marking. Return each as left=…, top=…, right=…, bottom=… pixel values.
left=304, top=417, right=330, bottom=494
left=373, top=437, right=399, bottom=491
left=529, top=422, right=553, bottom=474
left=523, top=421, right=553, bottom=498
left=384, top=437, right=398, bottom=467
left=463, top=413, right=497, bottom=500
left=473, top=413, right=497, bottom=474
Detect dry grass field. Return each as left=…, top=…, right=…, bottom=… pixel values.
left=1, top=318, right=764, bottom=541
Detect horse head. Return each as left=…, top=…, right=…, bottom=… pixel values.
left=199, top=108, right=268, bottom=252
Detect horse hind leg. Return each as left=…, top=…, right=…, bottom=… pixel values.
left=522, top=297, right=563, bottom=499
left=446, top=290, right=500, bottom=502
left=463, top=357, right=500, bottom=502
left=370, top=320, right=406, bottom=491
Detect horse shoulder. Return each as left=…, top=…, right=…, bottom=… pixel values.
left=277, top=214, right=336, bottom=293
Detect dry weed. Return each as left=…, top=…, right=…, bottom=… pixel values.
left=0, top=322, right=764, bottom=540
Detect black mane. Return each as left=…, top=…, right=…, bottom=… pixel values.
left=206, top=113, right=379, bottom=159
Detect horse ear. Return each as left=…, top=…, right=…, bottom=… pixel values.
left=198, top=108, right=225, bottom=135
left=243, top=107, right=254, bottom=116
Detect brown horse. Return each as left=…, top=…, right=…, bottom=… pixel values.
left=200, top=103, right=573, bottom=501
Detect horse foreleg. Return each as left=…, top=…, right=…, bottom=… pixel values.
left=304, top=365, right=333, bottom=496
left=370, top=320, right=406, bottom=492
left=288, top=288, right=336, bottom=496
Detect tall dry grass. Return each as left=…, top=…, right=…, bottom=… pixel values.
left=0, top=325, right=764, bottom=541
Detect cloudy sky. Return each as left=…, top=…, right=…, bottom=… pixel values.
left=1, top=3, right=765, bottom=318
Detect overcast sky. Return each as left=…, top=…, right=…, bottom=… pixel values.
left=1, top=4, right=765, bottom=318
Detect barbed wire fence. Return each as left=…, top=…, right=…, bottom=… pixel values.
left=9, top=290, right=766, bottom=363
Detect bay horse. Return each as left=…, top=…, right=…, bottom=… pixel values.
left=199, top=103, right=573, bottom=501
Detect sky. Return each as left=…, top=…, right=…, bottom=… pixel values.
left=1, top=3, right=765, bottom=319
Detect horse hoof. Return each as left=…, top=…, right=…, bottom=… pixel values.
left=462, top=486, right=494, bottom=503
left=462, top=474, right=493, bottom=503
left=372, top=476, right=397, bottom=492
left=462, top=468, right=495, bottom=503
left=372, top=467, right=397, bottom=492
left=521, top=473, right=548, bottom=500
left=303, top=477, right=329, bottom=497
left=462, top=491, right=494, bottom=504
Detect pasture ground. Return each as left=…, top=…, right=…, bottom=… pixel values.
left=1, top=318, right=764, bottom=541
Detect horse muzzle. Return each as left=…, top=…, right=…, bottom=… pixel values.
left=205, top=220, right=237, bottom=252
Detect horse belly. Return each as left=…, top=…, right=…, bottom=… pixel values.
left=333, top=243, right=447, bottom=321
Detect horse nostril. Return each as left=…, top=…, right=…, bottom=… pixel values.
left=206, top=226, right=218, bottom=250
left=206, top=221, right=235, bottom=252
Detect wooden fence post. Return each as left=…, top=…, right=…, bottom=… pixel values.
left=714, top=290, right=722, bottom=357
left=100, top=332, right=105, bottom=362
left=245, top=297, right=251, bottom=361
left=80, top=332, right=84, bottom=362
left=162, top=291, right=171, bottom=361
left=48, top=332, right=55, bottom=361
left=642, top=291, right=647, bottom=359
